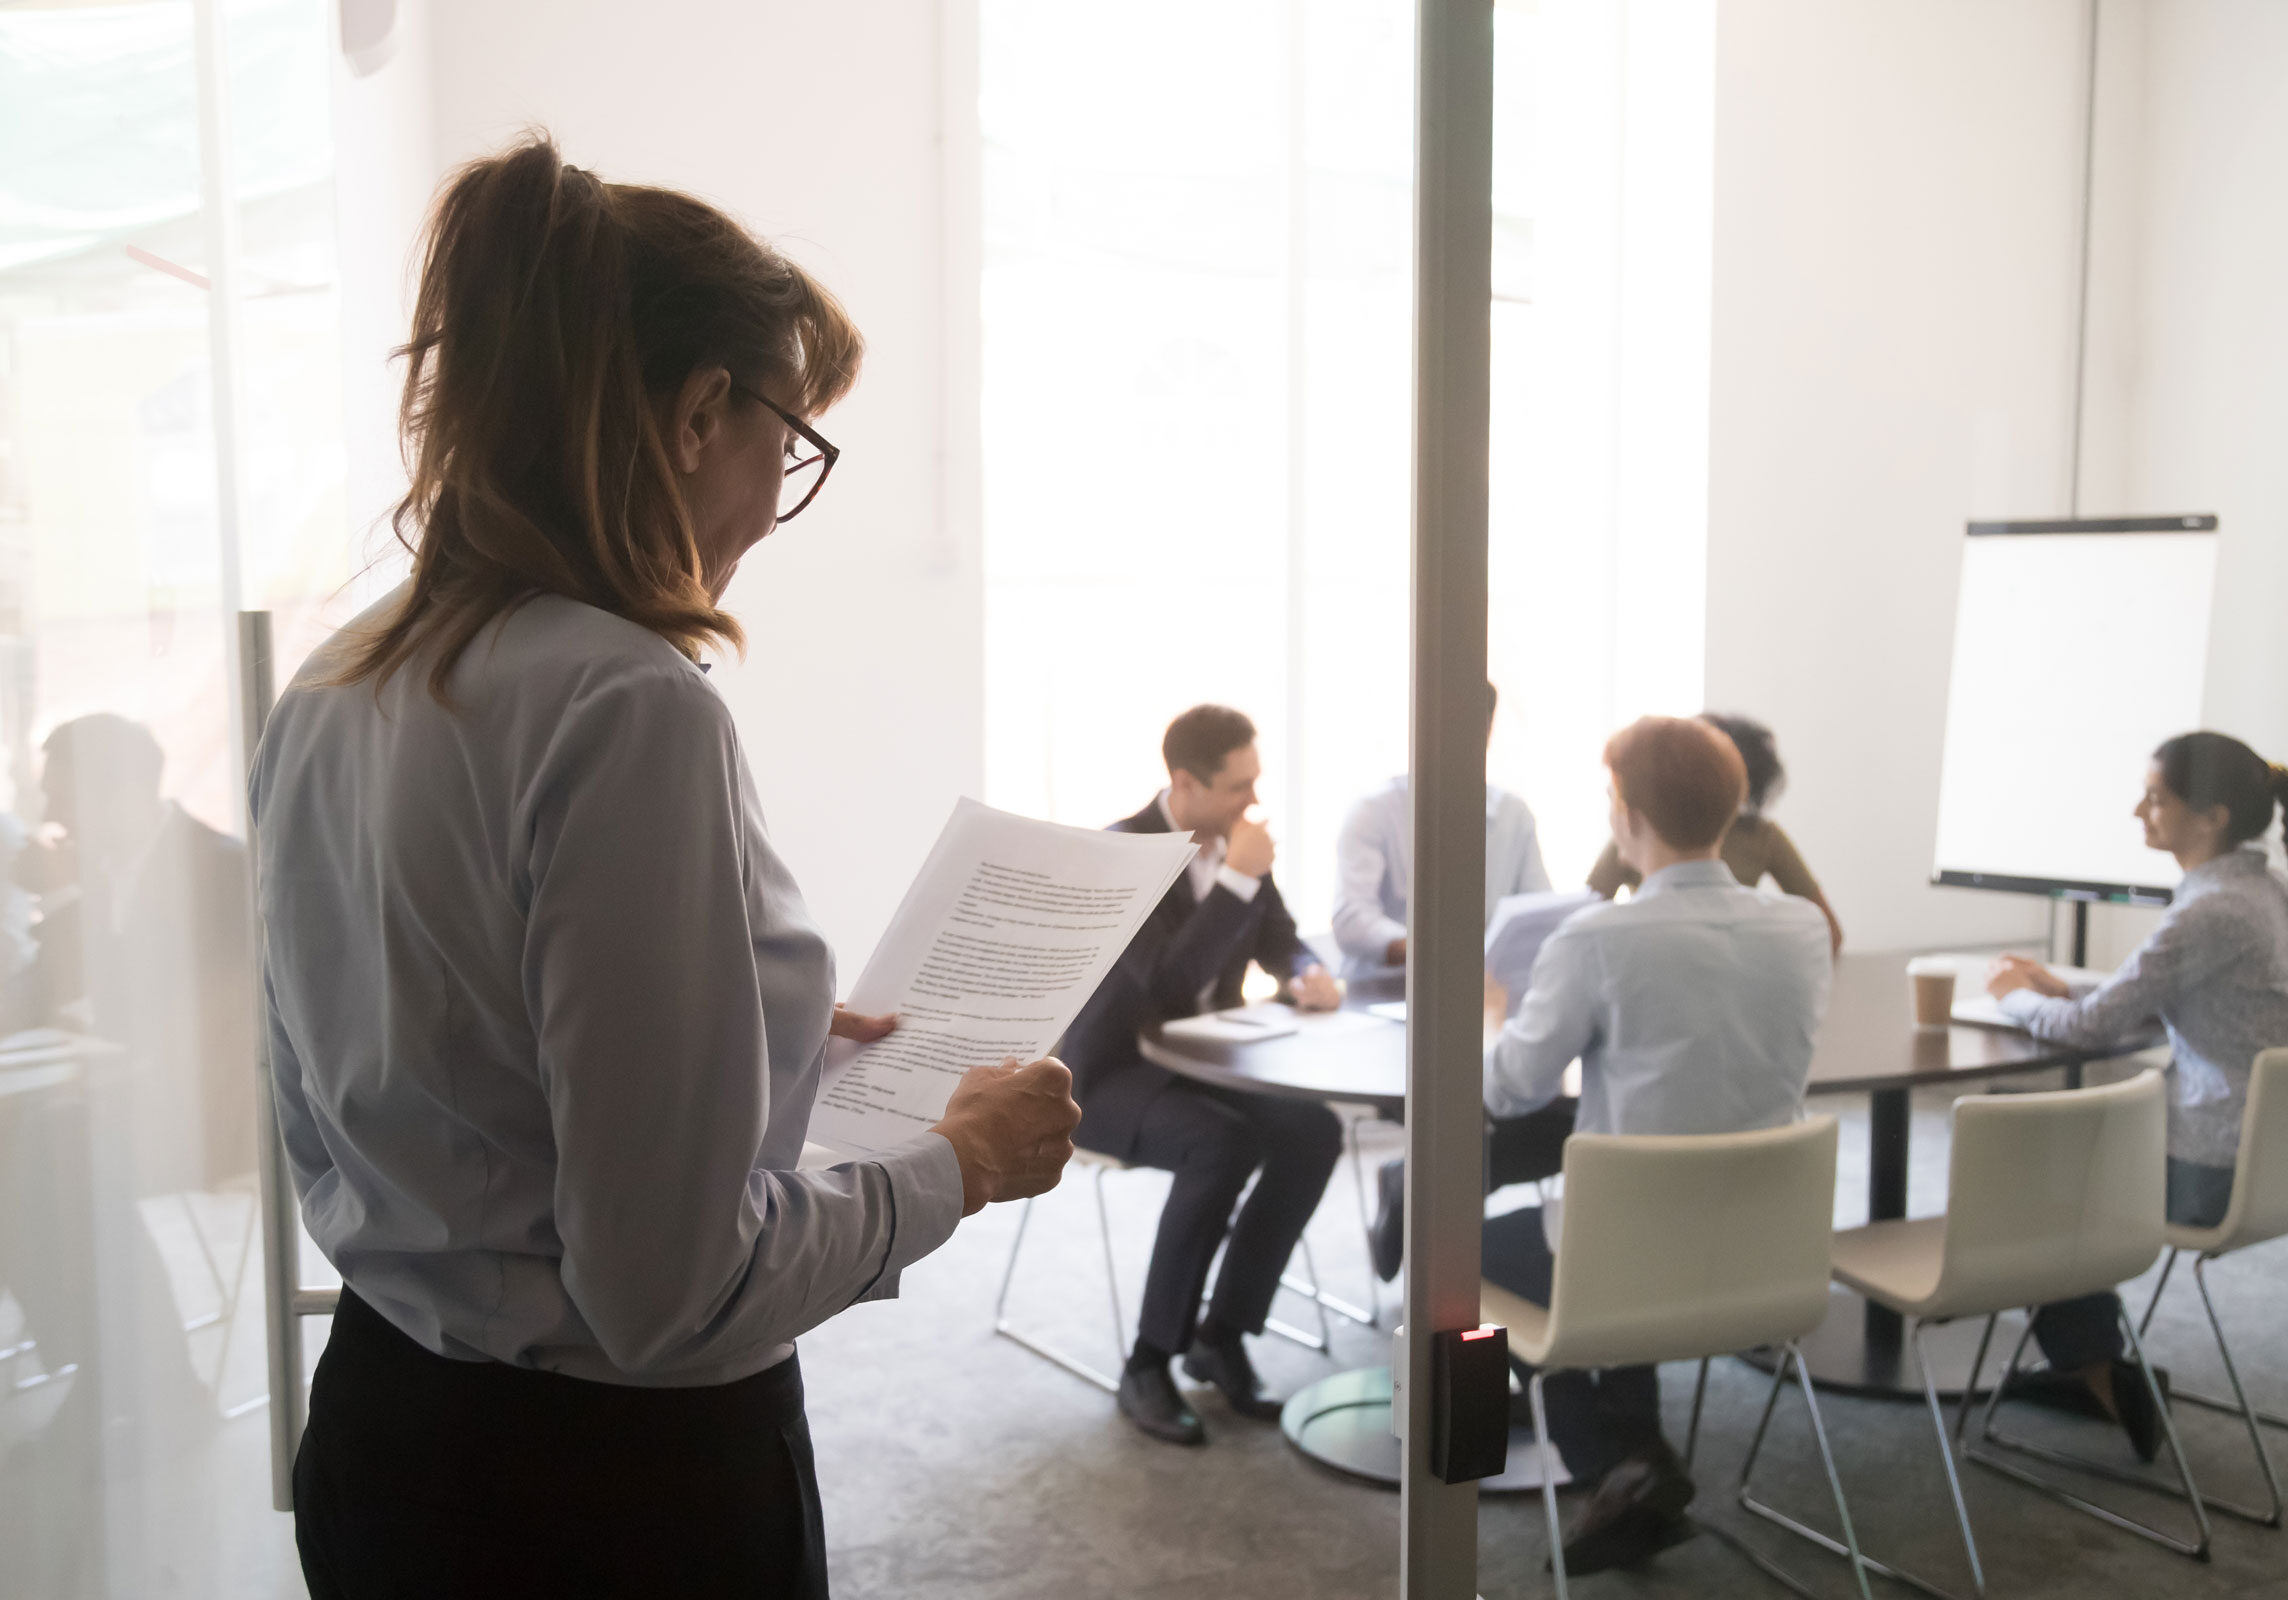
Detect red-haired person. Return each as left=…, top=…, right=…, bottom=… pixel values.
left=1589, top=711, right=1843, bottom=953
left=1483, top=717, right=1834, bottom=1575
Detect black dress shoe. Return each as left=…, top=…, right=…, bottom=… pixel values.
left=1117, top=1363, right=1205, bottom=1446
left=1370, top=1158, right=1405, bottom=1283
left=2111, top=1359, right=2169, bottom=1464
left=1182, top=1332, right=1285, bottom=1420
left=1559, top=1442, right=1697, bottom=1576
left=2001, top=1366, right=2111, bottom=1422
left=2001, top=1361, right=2171, bottom=1463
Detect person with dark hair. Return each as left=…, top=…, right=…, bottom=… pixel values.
left=1332, top=681, right=1550, bottom=975
left=254, top=135, right=1080, bottom=1599
left=1987, top=730, right=2288, bottom=1460
left=1060, top=704, right=1345, bottom=1446
left=1482, top=716, right=1833, bottom=1574
left=16, top=716, right=255, bottom=1192
left=1588, top=711, right=1843, bottom=952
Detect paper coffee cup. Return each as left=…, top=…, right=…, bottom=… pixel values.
left=1906, top=956, right=1957, bottom=1029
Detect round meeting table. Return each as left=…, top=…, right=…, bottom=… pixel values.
left=1136, top=951, right=2127, bottom=1486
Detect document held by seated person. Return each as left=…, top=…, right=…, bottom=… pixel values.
left=808, top=798, right=1197, bottom=1158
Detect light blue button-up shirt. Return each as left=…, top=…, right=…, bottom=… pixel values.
left=1332, top=777, right=1551, bottom=976
left=251, top=592, right=964, bottom=1387
left=2001, top=844, right=2288, bottom=1166
left=1484, top=859, right=1832, bottom=1139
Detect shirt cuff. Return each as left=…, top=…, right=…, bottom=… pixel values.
left=851, top=1132, right=966, bottom=1304
left=1997, top=988, right=2046, bottom=1023
left=1215, top=865, right=1264, bottom=902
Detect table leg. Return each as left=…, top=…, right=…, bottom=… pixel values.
left=1864, top=1087, right=1910, bottom=1357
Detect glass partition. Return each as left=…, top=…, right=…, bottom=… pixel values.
left=0, top=2, right=347, bottom=1592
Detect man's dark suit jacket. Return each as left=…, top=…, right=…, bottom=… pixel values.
left=1063, top=797, right=1314, bottom=1162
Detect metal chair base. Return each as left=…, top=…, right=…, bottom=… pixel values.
left=2130, top=1246, right=2286, bottom=1527
left=1739, top=1320, right=1993, bottom=1600
left=992, top=1163, right=1125, bottom=1395
left=1692, top=1344, right=1875, bottom=1600
left=1527, top=1342, right=1871, bottom=1600
left=1268, top=1238, right=1345, bottom=1352
left=991, top=1160, right=1348, bottom=1386
left=1966, top=1304, right=2214, bottom=1561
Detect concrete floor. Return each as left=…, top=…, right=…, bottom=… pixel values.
left=799, top=1079, right=2288, bottom=1599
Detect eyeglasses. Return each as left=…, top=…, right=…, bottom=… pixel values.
left=732, top=385, right=839, bottom=522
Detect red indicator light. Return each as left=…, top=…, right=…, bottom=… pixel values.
left=1460, top=1327, right=1495, bottom=1341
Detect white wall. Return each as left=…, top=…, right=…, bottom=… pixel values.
left=1705, top=1, right=2094, bottom=953
left=355, top=0, right=982, bottom=967
left=328, top=0, right=434, bottom=586
left=2075, top=0, right=2288, bottom=964
left=2103, top=0, right=2288, bottom=762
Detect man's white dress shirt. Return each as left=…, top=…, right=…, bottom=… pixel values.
left=1332, top=777, right=1550, bottom=975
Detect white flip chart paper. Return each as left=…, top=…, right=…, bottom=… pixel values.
left=805, top=798, right=1197, bottom=1158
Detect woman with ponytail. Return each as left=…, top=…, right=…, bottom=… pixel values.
left=1985, top=730, right=2288, bottom=1462
left=252, top=136, right=1079, bottom=1598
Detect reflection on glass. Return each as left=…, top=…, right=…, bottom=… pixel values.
left=1, top=1, right=345, bottom=1593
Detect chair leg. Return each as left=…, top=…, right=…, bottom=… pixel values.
left=2136, top=1246, right=2180, bottom=1339
left=1265, top=1237, right=1333, bottom=1354
left=1528, top=1372, right=1570, bottom=1600
left=1693, top=1344, right=1876, bottom=1600
left=1966, top=1300, right=2213, bottom=1558
left=1279, top=1213, right=1379, bottom=1331
left=1919, top=1320, right=1991, bottom=1596
left=1346, top=1113, right=1382, bottom=1326
left=1790, top=1344, right=1876, bottom=1600
left=1683, top=1356, right=1711, bottom=1468
left=992, top=1178, right=1124, bottom=1395
left=1735, top=1324, right=1978, bottom=1600
left=2186, top=1254, right=2285, bottom=1526
left=1092, top=1164, right=1127, bottom=1367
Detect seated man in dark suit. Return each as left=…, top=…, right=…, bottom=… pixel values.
left=1062, top=705, right=1344, bottom=1446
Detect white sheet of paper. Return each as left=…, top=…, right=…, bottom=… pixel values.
left=1163, top=1003, right=1300, bottom=1044
left=1483, top=889, right=1598, bottom=1009
left=806, top=798, right=1197, bottom=1158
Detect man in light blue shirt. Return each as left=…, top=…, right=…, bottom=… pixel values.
left=1483, top=716, right=1832, bottom=1577
left=1331, top=682, right=1549, bottom=977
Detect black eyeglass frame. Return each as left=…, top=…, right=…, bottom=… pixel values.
left=732, top=385, right=839, bottom=522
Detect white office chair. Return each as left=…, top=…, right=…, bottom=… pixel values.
left=992, top=1148, right=1341, bottom=1392
left=1481, top=1117, right=1869, bottom=1600
left=994, top=1148, right=1131, bottom=1393
left=1755, top=1070, right=2197, bottom=1600
left=2124, top=1046, right=2288, bottom=1527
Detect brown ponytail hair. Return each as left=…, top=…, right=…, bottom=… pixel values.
left=336, top=133, right=863, bottom=697
left=2152, top=731, right=2287, bottom=848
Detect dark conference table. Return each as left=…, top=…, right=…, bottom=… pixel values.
left=1139, top=951, right=2106, bottom=1415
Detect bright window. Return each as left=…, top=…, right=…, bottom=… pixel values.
left=979, top=0, right=1711, bottom=926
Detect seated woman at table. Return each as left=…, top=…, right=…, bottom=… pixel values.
left=1988, top=730, right=2288, bottom=1460
left=1485, top=716, right=1833, bottom=1576
left=1588, top=712, right=1843, bottom=953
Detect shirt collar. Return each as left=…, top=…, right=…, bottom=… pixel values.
left=2182, top=843, right=2270, bottom=891
left=1636, top=858, right=1739, bottom=898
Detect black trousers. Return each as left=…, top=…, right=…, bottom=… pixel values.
left=2032, top=1156, right=2238, bottom=1372
left=1118, top=1082, right=1344, bottom=1356
left=1483, top=1206, right=1663, bottom=1487
left=296, top=1288, right=828, bottom=1600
